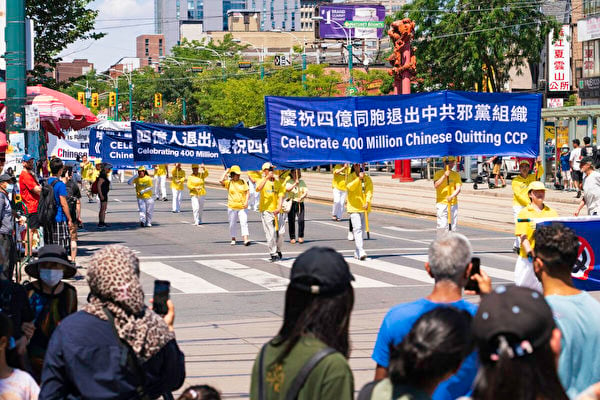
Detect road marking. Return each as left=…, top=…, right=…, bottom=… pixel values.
left=197, top=259, right=289, bottom=291
left=114, top=198, right=122, bottom=203
left=403, top=254, right=514, bottom=281
left=468, top=237, right=514, bottom=241
left=141, top=261, right=227, bottom=293
left=383, top=226, right=436, bottom=232
left=276, top=260, right=393, bottom=289
left=346, top=257, right=434, bottom=284
left=313, top=220, right=431, bottom=245
left=180, top=220, right=190, bottom=224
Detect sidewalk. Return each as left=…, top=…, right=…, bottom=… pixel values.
left=204, top=166, right=581, bottom=233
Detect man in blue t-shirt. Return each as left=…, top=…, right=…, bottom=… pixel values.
left=533, top=224, right=600, bottom=399
left=559, top=144, right=572, bottom=191
left=46, top=158, right=73, bottom=257
left=372, top=233, right=490, bottom=400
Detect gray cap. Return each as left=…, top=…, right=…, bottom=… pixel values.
left=0, top=174, right=13, bottom=182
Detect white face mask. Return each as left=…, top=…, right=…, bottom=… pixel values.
left=39, top=269, right=63, bottom=287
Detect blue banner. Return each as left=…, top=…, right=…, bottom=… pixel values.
left=100, top=130, right=136, bottom=168
left=265, top=90, right=542, bottom=166
left=89, top=122, right=131, bottom=158
left=211, top=127, right=269, bottom=170
left=538, top=217, right=600, bottom=291
left=131, top=122, right=221, bottom=164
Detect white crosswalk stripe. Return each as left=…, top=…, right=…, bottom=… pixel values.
left=141, top=261, right=227, bottom=293
left=346, top=257, right=434, bottom=284
left=403, top=254, right=514, bottom=281
left=196, top=259, right=289, bottom=291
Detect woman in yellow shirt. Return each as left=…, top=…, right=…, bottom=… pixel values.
left=220, top=165, right=250, bottom=246
left=128, top=166, right=155, bottom=227
left=170, top=163, right=186, bottom=213
left=286, top=169, right=308, bottom=244
left=187, top=164, right=208, bottom=225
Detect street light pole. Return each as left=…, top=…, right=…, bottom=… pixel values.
left=193, top=46, right=226, bottom=81
left=110, top=68, right=134, bottom=121
left=232, top=39, right=264, bottom=80
left=275, top=31, right=307, bottom=89
left=312, top=17, right=353, bottom=89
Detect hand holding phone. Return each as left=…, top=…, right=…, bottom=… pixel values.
left=153, top=280, right=170, bottom=316
left=465, top=257, right=481, bottom=294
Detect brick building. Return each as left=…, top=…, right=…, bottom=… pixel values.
left=136, top=34, right=165, bottom=68
left=55, top=59, right=94, bottom=82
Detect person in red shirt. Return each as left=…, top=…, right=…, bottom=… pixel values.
left=18, top=155, right=41, bottom=257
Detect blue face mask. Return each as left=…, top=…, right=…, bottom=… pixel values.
left=5, top=184, right=14, bottom=192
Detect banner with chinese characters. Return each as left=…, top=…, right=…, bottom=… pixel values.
left=210, top=127, right=270, bottom=170
left=265, top=90, right=542, bottom=165
left=548, top=25, right=571, bottom=92
left=131, top=122, right=221, bottom=164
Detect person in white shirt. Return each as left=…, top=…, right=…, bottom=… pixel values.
left=570, top=139, right=583, bottom=198
left=574, top=157, right=600, bottom=216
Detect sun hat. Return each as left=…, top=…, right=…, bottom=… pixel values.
left=25, top=244, right=77, bottom=279
left=472, top=286, right=555, bottom=361
left=289, top=247, right=355, bottom=296
left=561, top=144, right=569, bottom=149
left=444, top=156, right=456, bottom=162
left=229, top=165, right=242, bottom=175
left=137, top=166, right=146, bottom=171
left=262, top=162, right=273, bottom=171
left=527, top=181, right=546, bottom=192
left=191, top=164, right=199, bottom=169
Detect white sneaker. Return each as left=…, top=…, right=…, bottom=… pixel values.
left=146, top=223, right=152, bottom=227
left=230, top=240, right=236, bottom=245
left=347, top=232, right=354, bottom=241
left=192, top=222, right=198, bottom=226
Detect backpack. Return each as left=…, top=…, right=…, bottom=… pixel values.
left=38, top=179, right=59, bottom=226
left=91, top=177, right=99, bottom=194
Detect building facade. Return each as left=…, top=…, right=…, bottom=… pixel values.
left=576, top=0, right=600, bottom=104
left=136, top=34, right=165, bottom=68
left=55, top=59, right=94, bottom=82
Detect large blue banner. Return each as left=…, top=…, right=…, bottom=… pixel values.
left=538, top=217, right=600, bottom=291
left=131, top=122, right=221, bottom=164
left=100, top=130, right=136, bottom=167
left=265, top=90, right=542, bottom=166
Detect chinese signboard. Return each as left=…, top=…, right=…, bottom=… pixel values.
left=316, top=4, right=386, bottom=40
left=548, top=25, right=571, bottom=92
left=578, top=17, right=600, bottom=42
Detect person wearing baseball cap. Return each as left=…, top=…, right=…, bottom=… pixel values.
left=0, top=174, right=15, bottom=280
left=219, top=165, right=250, bottom=245
left=470, top=286, right=568, bottom=400
left=511, top=157, right=544, bottom=253
left=257, top=162, right=285, bottom=261
left=128, top=166, right=154, bottom=227
left=187, top=163, right=209, bottom=225
left=250, top=247, right=355, bottom=399
left=574, top=156, right=600, bottom=216
left=433, top=156, right=462, bottom=237
left=514, top=181, right=558, bottom=292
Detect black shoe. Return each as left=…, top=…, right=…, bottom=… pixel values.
left=513, top=246, right=520, bottom=254
left=140, top=222, right=145, bottom=227
left=270, top=255, right=278, bottom=262
left=162, top=198, right=168, bottom=201
left=277, top=251, right=283, bottom=260
left=576, top=191, right=581, bottom=198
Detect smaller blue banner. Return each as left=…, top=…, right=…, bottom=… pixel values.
left=100, top=130, right=136, bottom=167
left=211, top=127, right=269, bottom=170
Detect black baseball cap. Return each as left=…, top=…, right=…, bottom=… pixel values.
left=289, top=247, right=355, bottom=296
left=580, top=156, right=594, bottom=166
left=472, top=286, right=555, bottom=359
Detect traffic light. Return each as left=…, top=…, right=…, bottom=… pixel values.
left=154, top=93, right=162, bottom=108
left=91, top=93, right=99, bottom=107
left=77, top=92, right=85, bottom=105
left=109, top=92, right=116, bottom=107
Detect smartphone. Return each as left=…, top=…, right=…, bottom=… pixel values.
left=153, top=280, right=170, bottom=316
left=465, top=257, right=481, bottom=294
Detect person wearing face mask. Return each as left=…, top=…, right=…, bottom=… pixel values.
left=24, top=245, right=77, bottom=382
left=0, top=174, right=15, bottom=281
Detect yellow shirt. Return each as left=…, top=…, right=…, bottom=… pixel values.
left=511, top=163, right=544, bottom=207
left=81, top=162, right=95, bottom=181
left=187, top=169, right=209, bottom=197
left=259, top=178, right=284, bottom=212
left=155, top=165, right=167, bottom=176
left=286, top=180, right=308, bottom=202
left=433, top=170, right=462, bottom=205
left=332, top=164, right=350, bottom=190
left=91, top=168, right=100, bottom=181
left=515, top=204, right=558, bottom=257
left=224, top=179, right=249, bottom=210
left=170, top=168, right=186, bottom=190
left=248, top=171, right=262, bottom=183
left=346, top=173, right=373, bottom=213
left=132, top=175, right=154, bottom=199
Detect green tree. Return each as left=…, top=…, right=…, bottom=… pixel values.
left=397, top=0, right=560, bottom=92
left=26, top=0, right=104, bottom=85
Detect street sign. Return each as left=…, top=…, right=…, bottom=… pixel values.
left=238, top=61, right=252, bottom=69
left=343, top=20, right=384, bottom=28
left=24, top=105, right=40, bottom=131
left=346, top=86, right=358, bottom=96
left=274, top=55, right=290, bottom=66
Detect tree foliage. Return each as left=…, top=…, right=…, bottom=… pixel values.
left=396, top=0, right=560, bottom=92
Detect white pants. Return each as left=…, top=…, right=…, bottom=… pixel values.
left=332, top=188, right=347, bottom=219
left=248, top=181, right=260, bottom=211
left=350, top=213, right=366, bottom=257
left=261, top=211, right=285, bottom=255
left=513, top=205, right=524, bottom=248
left=154, top=175, right=167, bottom=199
left=137, top=198, right=155, bottom=225
left=172, top=189, right=182, bottom=212
left=436, top=203, right=458, bottom=237
left=228, top=208, right=249, bottom=238
left=515, top=255, right=542, bottom=292
left=191, top=195, right=205, bottom=224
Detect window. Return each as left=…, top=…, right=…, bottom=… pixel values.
left=145, top=38, right=149, bottom=44
left=583, top=40, right=600, bottom=77
left=584, top=0, right=600, bottom=16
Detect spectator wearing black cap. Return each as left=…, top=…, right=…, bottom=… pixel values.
left=250, top=247, right=355, bottom=399
left=0, top=174, right=15, bottom=280
left=469, top=285, right=568, bottom=400
left=532, top=224, right=600, bottom=398
left=574, top=157, right=600, bottom=216
left=581, top=136, right=598, bottom=168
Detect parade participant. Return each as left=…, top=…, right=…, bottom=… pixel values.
left=250, top=247, right=355, bottom=400
left=24, top=244, right=77, bottom=382
left=514, top=181, right=558, bottom=292
left=96, top=163, right=111, bottom=228
left=511, top=159, right=544, bottom=252
left=433, top=156, right=461, bottom=237
left=559, top=144, right=572, bottom=191
left=18, top=155, right=41, bottom=257
left=46, top=158, right=73, bottom=255
left=256, top=163, right=285, bottom=262
left=128, top=166, right=154, bottom=227
left=346, top=163, right=372, bottom=260
left=154, top=164, right=169, bottom=201
left=219, top=165, right=250, bottom=245
left=187, top=164, right=208, bottom=225
left=332, top=164, right=349, bottom=221
left=171, top=163, right=186, bottom=213
left=62, top=167, right=81, bottom=265
left=0, top=174, right=15, bottom=280
left=575, top=157, right=600, bottom=216
left=286, top=169, right=308, bottom=244
left=247, top=170, right=262, bottom=212
left=80, top=155, right=96, bottom=203
left=570, top=139, right=583, bottom=198
left=488, top=156, right=506, bottom=188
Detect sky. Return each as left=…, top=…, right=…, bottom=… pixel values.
left=59, top=0, right=155, bottom=72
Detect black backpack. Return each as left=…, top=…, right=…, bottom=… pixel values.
left=38, top=179, right=59, bottom=227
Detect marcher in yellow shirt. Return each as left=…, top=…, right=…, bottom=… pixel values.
left=514, top=181, right=558, bottom=292
left=220, top=165, right=250, bottom=245
left=433, top=156, right=462, bottom=237
left=257, top=163, right=285, bottom=261
left=286, top=169, right=308, bottom=244
left=511, top=158, right=544, bottom=252
left=346, top=163, right=373, bottom=260
left=247, top=170, right=263, bottom=212
left=128, top=166, right=155, bottom=227
left=153, top=164, right=169, bottom=201
left=170, top=163, right=185, bottom=213
left=332, top=164, right=350, bottom=221
left=187, top=164, right=208, bottom=225
left=80, top=155, right=95, bottom=202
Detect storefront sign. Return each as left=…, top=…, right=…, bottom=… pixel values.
left=548, top=25, right=571, bottom=92
left=578, top=17, right=600, bottom=42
